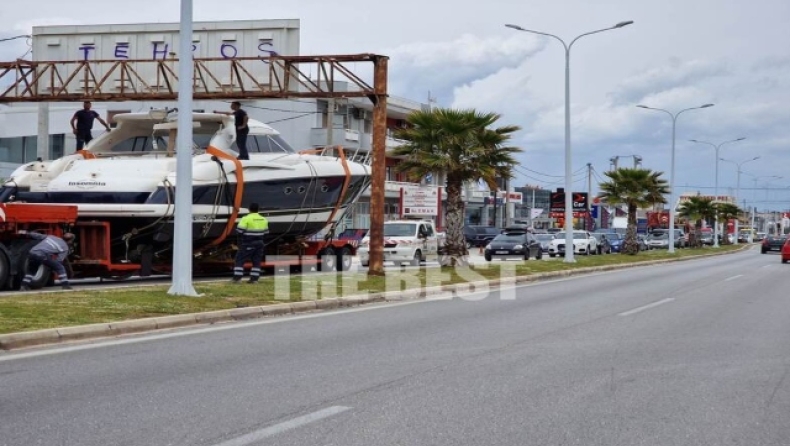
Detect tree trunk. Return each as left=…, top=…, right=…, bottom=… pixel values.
left=622, top=203, right=640, bottom=255
left=444, top=179, right=469, bottom=266
left=694, top=219, right=703, bottom=248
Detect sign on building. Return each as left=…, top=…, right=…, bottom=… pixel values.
left=31, top=20, right=300, bottom=93
left=400, top=185, right=439, bottom=216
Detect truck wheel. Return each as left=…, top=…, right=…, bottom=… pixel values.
left=409, top=250, right=421, bottom=267
left=336, top=247, right=352, bottom=271
left=15, top=241, right=52, bottom=290
left=0, top=251, right=9, bottom=291
left=319, top=247, right=336, bottom=272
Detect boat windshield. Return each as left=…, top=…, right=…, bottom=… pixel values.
left=107, top=133, right=294, bottom=154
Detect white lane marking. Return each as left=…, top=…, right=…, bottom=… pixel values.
left=213, top=406, right=351, bottom=446
left=762, top=264, right=772, bottom=268
left=618, top=298, right=675, bottom=316
left=724, top=274, right=743, bottom=282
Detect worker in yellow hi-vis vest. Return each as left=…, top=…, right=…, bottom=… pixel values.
left=232, top=202, right=269, bottom=283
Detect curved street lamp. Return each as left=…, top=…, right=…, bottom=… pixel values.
left=506, top=20, right=634, bottom=263
left=689, top=137, right=746, bottom=247
left=636, top=104, right=714, bottom=253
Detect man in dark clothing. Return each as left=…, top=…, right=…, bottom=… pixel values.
left=71, top=101, right=111, bottom=150
left=18, top=231, right=75, bottom=291
left=232, top=202, right=268, bottom=283
left=230, top=101, right=250, bottom=160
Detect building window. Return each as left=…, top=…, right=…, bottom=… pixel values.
left=0, top=137, right=25, bottom=163
left=49, top=134, right=65, bottom=159
left=0, top=134, right=67, bottom=163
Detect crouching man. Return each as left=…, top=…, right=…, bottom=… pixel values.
left=18, top=231, right=75, bottom=291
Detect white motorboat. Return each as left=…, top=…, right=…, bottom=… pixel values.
left=0, top=109, right=371, bottom=259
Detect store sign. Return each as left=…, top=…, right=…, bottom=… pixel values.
left=401, top=185, right=439, bottom=216
left=550, top=191, right=588, bottom=213
left=495, top=191, right=523, bottom=204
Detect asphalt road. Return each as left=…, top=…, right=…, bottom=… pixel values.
left=2, top=247, right=789, bottom=446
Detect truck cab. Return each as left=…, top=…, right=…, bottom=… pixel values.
left=358, top=220, right=444, bottom=267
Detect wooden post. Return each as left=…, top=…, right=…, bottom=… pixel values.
left=367, top=56, right=388, bottom=277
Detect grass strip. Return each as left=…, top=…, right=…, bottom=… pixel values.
left=0, top=245, right=745, bottom=334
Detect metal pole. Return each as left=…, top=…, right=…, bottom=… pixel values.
left=562, top=45, right=574, bottom=261
left=587, top=162, right=592, bottom=230
left=714, top=150, right=720, bottom=247
left=167, top=0, right=198, bottom=296
left=505, top=21, right=633, bottom=263
left=734, top=168, right=740, bottom=245
left=668, top=115, right=677, bottom=254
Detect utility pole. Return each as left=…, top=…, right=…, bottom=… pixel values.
left=610, top=156, right=619, bottom=171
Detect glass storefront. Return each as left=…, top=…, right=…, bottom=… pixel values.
left=0, top=134, right=65, bottom=163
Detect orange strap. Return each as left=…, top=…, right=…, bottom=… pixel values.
left=298, top=146, right=352, bottom=248
left=204, top=145, right=244, bottom=247
left=75, top=150, right=96, bottom=159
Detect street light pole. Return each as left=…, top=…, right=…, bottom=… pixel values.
left=636, top=104, right=714, bottom=253
left=721, top=156, right=760, bottom=245
left=689, top=137, right=746, bottom=248
left=506, top=20, right=633, bottom=263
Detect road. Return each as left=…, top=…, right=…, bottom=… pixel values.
left=1, top=247, right=789, bottom=446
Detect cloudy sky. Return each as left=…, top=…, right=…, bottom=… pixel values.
left=1, top=0, right=789, bottom=210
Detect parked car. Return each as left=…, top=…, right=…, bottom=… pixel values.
left=699, top=230, right=714, bottom=246
left=762, top=235, right=788, bottom=254
left=650, top=229, right=687, bottom=248
left=548, top=231, right=598, bottom=257
left=464, top=226, right=501, bottom=248
left=646, top=232, right=670, bottom=249
left=484, top=230, right=543, bottom=261
left=533, top=233, right=555, bottom=253
left=358, top=220, right=444, bottom=267
left=604, top=233, right=625, bottom=253
left=591, top=233, right=612, bottom=254
left=782, top=239, right=790, bottom=264
left=755, top=232, right=767, bottom=242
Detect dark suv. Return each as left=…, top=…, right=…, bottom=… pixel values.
left=464, top=226, right=501, bottom=247
left=762, top=235, right=788, bottom=254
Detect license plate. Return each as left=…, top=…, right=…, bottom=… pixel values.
left=496, top=250, right=509, bottom=254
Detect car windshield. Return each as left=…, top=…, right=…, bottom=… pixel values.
left=555, top=232, right=588, bottom=240
left=383, top=223, right=417, bottom=237
left=607, top=234, right=623, bottom=240
left=493, top=234, right=525, bottom=243
left=649, top=233, right=668, bottom=239
left=534, top=234, right=554, bottom=241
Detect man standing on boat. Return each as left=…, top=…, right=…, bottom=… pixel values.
left=70, top=101, right=111, bottom=151
left=230, top=101, right=250, bottom=160
left=232, top=203, right=269, bottom=283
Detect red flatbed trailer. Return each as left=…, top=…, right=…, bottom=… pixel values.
left=0, top=203, right=358, bottom=291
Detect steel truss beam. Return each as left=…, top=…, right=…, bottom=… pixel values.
left=0, top=54, right=383, bottom=102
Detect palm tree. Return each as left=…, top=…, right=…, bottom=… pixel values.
left=678, top=196, right=716, bottom=248
left=715, top=202, right=742, bottom=245
left=392, top=108, right=522, bottom=265
left=597, top=168, right=670, bottom=255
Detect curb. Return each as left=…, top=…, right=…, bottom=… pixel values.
left=0, top=245, right=750, bottom=351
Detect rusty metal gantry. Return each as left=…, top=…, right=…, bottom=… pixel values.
left=0, top=53, right=390, bottom=276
